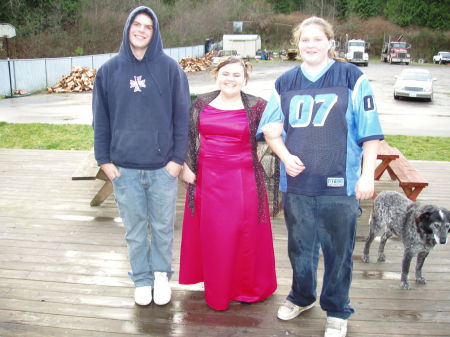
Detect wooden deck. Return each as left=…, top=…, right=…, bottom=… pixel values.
left=0, top=149, right=449, bottom=337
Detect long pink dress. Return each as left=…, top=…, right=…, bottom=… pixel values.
left=179, top=105, right=277, bottom=310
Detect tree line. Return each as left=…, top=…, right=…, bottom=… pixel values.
left=1, top=0, right=448, bottom=33
left=267, top=0, right=449, bottom=30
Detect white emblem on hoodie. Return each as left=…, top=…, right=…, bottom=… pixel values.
left=130, top=76, right=146, bottom=92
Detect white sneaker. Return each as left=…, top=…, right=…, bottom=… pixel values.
left=153, top=272, right=171, bottom=305
left=324, top=317, right=347, bottom=337
left=277, top=299, right=315, bottom=320
left=134, top=286, right=152, bottom=306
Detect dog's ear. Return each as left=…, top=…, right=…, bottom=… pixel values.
left=416, top=206, right=433, bottom=223
left=416, top=206, right=435, bottom=234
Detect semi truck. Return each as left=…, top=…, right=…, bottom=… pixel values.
left=344, top=39, right=369, bottom=66
left=381, top=34, right=411, bottom=65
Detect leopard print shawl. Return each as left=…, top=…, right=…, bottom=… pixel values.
left=185, top=90, right=280, bottom=223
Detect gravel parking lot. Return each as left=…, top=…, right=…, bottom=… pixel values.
left=1, top=60, right=449, bottom=137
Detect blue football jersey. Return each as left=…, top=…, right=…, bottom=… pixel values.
left=258, top=60, right=384, bottom=196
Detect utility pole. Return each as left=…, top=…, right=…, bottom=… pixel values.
left=0, top=23, right=17, bottom=98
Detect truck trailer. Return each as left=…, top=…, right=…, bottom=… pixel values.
left=222, top=34, right=261, bottom=59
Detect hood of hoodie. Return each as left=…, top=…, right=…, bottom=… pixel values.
left=119, top=6, right=163, bottom=62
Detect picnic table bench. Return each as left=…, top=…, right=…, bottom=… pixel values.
left=375, top=140, right=429, bottom=201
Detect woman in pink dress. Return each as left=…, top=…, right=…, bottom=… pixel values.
left=179, top=57, right=277, bottom=310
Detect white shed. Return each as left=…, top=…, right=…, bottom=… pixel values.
left=222, top=34, right=261, bottom=58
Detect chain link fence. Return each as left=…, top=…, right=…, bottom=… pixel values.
left=0, top=44, right=203, bottom=97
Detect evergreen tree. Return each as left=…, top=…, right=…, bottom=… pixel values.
left=384, top=0, right=449, bottom=30
left=266, top=0, right=304, bottom=13
left=335, top=0, right=350, bottom=19
left=347, top=0, right=384, bottom=18
left=0, top=0, right=86, bottom=35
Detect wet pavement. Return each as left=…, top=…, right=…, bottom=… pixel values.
left=0, top=61, right=449, bottom=137
left=0, top=92, right=93, bottom=125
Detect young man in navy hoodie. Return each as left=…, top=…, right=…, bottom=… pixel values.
left=92, top=6, right=190, bottom=306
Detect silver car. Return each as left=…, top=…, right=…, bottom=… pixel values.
left=211, top=50, right=239, bottom=66
left=394, top=68, right=434, bottom=102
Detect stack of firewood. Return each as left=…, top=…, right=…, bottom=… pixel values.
left=48, top=66, right=96, bottom=93
left=13, top=90, right=28, bottom=95
left=179, top=52, right=215, bottom=72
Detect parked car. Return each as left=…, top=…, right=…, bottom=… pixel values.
left=393, top=68, right=435, bottom=102
left=211, top=50, right=239, bottom=65
left=433, top=51, right=450, bottom=64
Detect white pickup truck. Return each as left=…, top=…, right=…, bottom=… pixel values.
left=433, top=51, right=450, bottom=64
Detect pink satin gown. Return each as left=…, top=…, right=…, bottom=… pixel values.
left=179, top=105, right=277, bottom=310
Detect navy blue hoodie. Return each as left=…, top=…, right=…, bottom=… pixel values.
left=93, top=6, right=190, bottom=169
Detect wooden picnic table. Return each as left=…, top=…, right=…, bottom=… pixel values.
left=75, top=140, right=428, bottom=206
left=374, top=140, right=428, bottom=201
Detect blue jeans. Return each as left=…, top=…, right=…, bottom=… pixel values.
left=284, top=193, right=359, bottom=319
left=112, top=167, right=178, bottom=287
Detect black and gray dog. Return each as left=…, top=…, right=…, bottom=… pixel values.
left=363, top=191, right=450, bottom=289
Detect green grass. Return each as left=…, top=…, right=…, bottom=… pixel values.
left=384, top=135, right=450, bottom=161
left=0, top=122, right=93, bottom=150
left=0, top=122, right=449, bottom=161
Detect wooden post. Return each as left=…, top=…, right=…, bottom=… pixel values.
left=6, top=38, right=13, bottom=97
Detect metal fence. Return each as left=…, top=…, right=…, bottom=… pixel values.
left=0, top=44, right=204, bottom=97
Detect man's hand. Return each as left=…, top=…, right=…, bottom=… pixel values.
left=100, top=163, right=121, bottom=181
left=165, top=161, right=182, bottom=177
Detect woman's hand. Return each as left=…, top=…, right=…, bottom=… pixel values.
left=356, top=139, right=380, bottom=200
left=262, top=122, right=305, bottom=177
left=355, top=173, right=375, bottom=200
left=282, top=154, right=305, bottom=177
left=181, top=163, right=196, bottom=184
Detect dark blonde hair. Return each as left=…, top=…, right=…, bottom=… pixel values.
left=211, top=56, right=252, bottom=84
left=292, top=16, right=336, bottom=59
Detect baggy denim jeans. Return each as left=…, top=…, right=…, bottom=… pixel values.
left=112, top=166, right=178, bottom=287
left=284, top=193, right=359, bottom=320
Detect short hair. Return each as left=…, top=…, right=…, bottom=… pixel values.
left=211, top=56, right=252, bottom=84
left=292, top=16, right=336, bottom=59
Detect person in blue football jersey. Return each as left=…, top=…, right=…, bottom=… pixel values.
left=258, top=17, right=383, bottom=337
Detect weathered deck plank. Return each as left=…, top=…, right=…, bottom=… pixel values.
left=0, top=149, right=449, bottom=337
